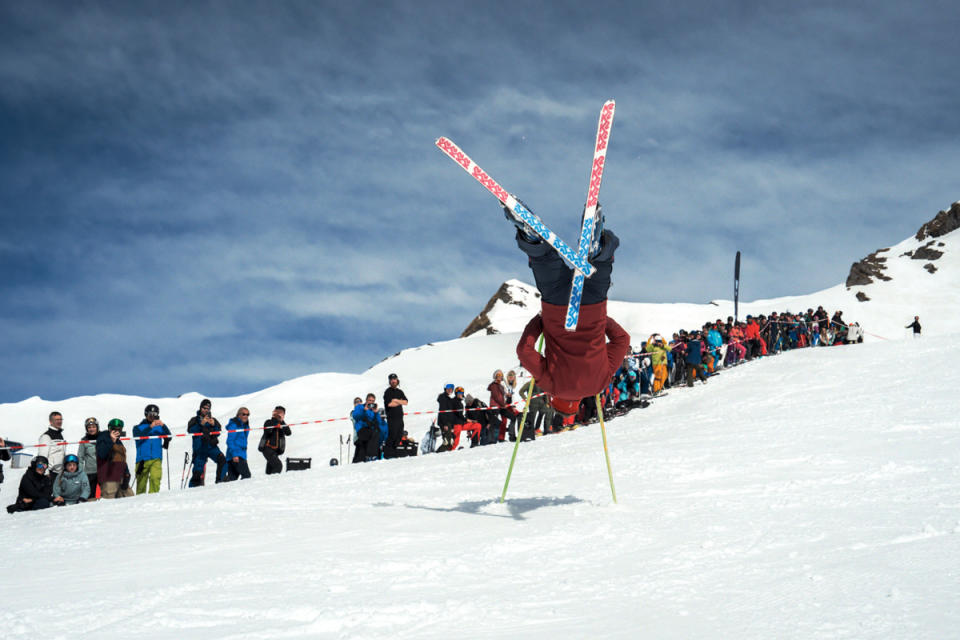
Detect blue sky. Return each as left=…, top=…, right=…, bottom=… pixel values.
left=1, top=1, right=957, bottom=403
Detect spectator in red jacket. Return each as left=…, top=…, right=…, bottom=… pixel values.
left=508, top=203, right=631, bottom=417
left=744, top=316, right=761, bottom=360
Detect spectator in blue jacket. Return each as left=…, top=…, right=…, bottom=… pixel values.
left=224, top=407, right=253, bottom=481
left=351, top=393, right=387, bottom=463
left=187, top=398, right=226, bottom=487
left=706, top=325, right=724, bottom=369
left=133, top=404, right=172, bottom=494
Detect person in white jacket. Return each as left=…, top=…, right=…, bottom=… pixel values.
left=38, top=411, right=67, bottom=484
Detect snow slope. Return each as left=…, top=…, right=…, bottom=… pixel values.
left=2, top=333, right=959, bottom=638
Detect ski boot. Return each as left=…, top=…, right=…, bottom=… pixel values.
left=502, top=195, right=540, bottom=243
left=580, top=201, right=605, bottom=258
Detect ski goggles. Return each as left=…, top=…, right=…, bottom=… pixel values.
left=35, top=462, right=47, bottom=470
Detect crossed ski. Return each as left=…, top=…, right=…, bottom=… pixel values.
left=436, top=100, right=615, bottom=329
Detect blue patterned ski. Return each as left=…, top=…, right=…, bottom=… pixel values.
left=565, top=100, right=615, bottom=331
left=435, top=137, right=595, bottom=278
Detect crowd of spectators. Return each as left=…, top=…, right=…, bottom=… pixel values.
left=2, top=399, right=293, bottom=514
left=1, top=305, right=879, bottom=511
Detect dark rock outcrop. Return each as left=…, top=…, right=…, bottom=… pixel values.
left=845, top=248, right=892, bottom=287
left=911, top=241, right=944, bottom=261
left=855, top=291, right=871, bottom=302
left=915, top=202, right=960, bottom=241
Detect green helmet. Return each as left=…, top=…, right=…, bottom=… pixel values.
left=107, top=418, right=124, bottom=430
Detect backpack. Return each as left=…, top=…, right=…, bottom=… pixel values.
left=420, top=422, right=440, bottom=455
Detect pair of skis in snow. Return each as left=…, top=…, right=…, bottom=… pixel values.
left=435, top=99, right=616, bottom=331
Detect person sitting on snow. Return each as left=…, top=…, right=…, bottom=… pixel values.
left=436, top=384, right=482, bottom=451
left=7, top=455, right=54, bottom=513
left=52, top=454, right=90, bottom=505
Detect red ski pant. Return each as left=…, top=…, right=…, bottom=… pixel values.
left=452, top=422, right=483, bottom=449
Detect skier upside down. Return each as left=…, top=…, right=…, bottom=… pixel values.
left=505, top=201, right=631, bottom=417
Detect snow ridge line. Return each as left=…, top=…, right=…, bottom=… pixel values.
left=0, top=394, right=547, bottom=452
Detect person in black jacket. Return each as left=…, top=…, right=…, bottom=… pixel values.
left=382, top=373, right=408, bottom=459
left=259, top=406, right=292, bottom=475
left=906, top=316, right=922, bottom=337
left=187, top=398, right=226, bottom=487
left=436, top=384, right=460, bottom=451
left=7, top=455, right=54, bottom=513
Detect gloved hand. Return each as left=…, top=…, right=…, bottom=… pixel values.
left=162, top=436, right=171, bottom=450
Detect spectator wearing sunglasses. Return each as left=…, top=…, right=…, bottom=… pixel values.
left=223, top=407, right=253, bottom=481
left=133, top=404, right=172, bottom=494
left=6, top=455, right=54, bottom=513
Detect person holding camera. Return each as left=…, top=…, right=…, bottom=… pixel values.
left=97, top=419, right=134, bottom=499
left=187, top=398, right=226, bottom=487
left=133, top=404, right=172, bottom=494
left=259, top=405, right=291, bottom=475
left=351, top=393, right=387, bottom=463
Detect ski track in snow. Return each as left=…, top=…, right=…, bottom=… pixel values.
left=2, top=335, right=960, bottom=638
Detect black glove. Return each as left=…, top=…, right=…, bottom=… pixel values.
left=162, top=436, right=171, bottom=449
left=136, top=461, right=144, bottom=476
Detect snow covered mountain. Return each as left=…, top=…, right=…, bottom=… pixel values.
left=1, top=201, right=959, bottom=638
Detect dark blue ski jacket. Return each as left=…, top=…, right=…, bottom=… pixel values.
left=685, top=339, right=703, bottom=365
left=133, top=419, right=172, bottom=462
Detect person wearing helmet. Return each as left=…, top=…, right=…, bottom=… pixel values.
left=6, top=455, right=54, bottom=513
left=96, top=419, right=134, bottom=499
left=78, top=418, right=101, bottom=499
left=133, top=403, right=172, bottom=494
left=506, top=202, right=631, bottom=421
left=52, top=454, right=90, bottom=505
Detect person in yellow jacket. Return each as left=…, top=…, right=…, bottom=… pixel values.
left=647, top=334, right=671, bottom=395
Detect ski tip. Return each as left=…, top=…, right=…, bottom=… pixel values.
left=435, top=137, right=447, bottom=145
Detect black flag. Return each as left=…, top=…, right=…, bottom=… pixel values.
left=734, top=251, right=741, bottom=323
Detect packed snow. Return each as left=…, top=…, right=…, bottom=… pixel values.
left=2, top=331, right=959, bottom=637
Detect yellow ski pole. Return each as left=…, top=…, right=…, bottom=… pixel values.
left=595, top=393, right=618, bottom=503
left=500, top=335, right=543, bottom=503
